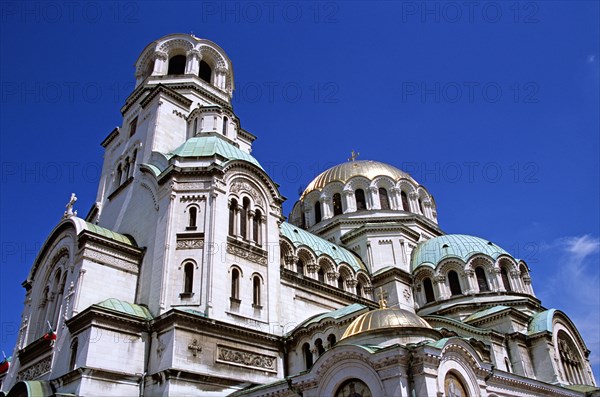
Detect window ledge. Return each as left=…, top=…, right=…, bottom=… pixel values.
left=252, top=304, right=263, bottom=309
left=179, top=292, right=195, bottom=299
left=108, top=177, right=134, bottom=201
left=229, top=297, right=241, bottom=304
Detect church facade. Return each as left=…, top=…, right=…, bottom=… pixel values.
left=0, top=34, right=597, bottom=397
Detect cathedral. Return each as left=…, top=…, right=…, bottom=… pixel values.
left=0, top=34, right=598, bottom=397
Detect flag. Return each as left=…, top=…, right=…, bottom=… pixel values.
left=0, top=351, right=10, bottom=374
left=43, top=321, right=57, bottom=347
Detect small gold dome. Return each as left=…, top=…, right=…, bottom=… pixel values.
left=341, top=307, right=432, bottom=340
left=302, top=160, right=414, bottom=198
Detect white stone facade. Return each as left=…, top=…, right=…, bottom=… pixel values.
left=0, top=34, right=597, bottom=397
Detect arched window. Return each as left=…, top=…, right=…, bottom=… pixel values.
left=379, top=188, right=390, bottom=210
left=448, top=270, right=462, bottom=296
left=167, top=55, right=186, bottom=75
left=315, top=338, right=325, bottom=356
left=337, top=275, right=345, bottom=290
left=475, top=267, right=489, bottom=292
left=501, top=267, right=512, bottom=292
left=296, top=259, right=304, bottom=275
left=317, top=267, right=325, bottom=283
left=229, top=199, right=237, bottom=236
left=188, top=207, right=197, bottom=230
left=332, top=193, right=343, bottom=215
left=231, top=268, right=240, bottom=300
left=199, top=60, right=212, bottom=83
left=327, top=334, right=336, bottom=348
left=193, top=118, right=198, bottom=136
left=444, top=371, right=469, bottom=397
left=50, top=270, right=64, bottom=328
left=123, top=158, right=130, bottom=181
left=130, top=150, right=137, bottom=178
left=504, top=357, right=512, bottom=373
left=115, top=164, right=123, bottom=186
left=69, top=338, right=78, bottom=371
left=401, top=191, right=410, bottom=211
left=252, top=275, right=261, bottom=307
left=314, top=201, right=322, bottom=224
left=253, top=209, right=262, bottom=245
left=558, top=332, right=586, bottom=385
left=423, top=277, right=435, bottom=303
left=356, top=281, right=363, bottom=297
left=418, top=198, right=424, bottom=214
left=355, top=189, right=366, bottom=211
left=240, top=198, right=250, bottom=239
left=183, top=263, right=194, bottom=295
left=222, top=116, right=228, bottom=136
left=302, top=342, right=313, bottom=369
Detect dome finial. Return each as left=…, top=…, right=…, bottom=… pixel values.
left=376, top=287, right=388, bottom=309
left=348, top=150, right=360, bottom=162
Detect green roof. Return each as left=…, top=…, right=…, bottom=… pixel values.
left=528, top=309, right=556, bottom=334
left=295, top=303, right=367, bottom=330
left=83, top=221, right=136, bottom=246
left=280, top=222, right=367, bottom=272
left=411, top=234, right=511, bottom=272
left=95, top=298, right=153, bottom=320
left=464, top=305, right=511, bottom=323
left=167, top=136, right=263, bottom=170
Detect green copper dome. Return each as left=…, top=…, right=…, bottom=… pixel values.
left=411, top=234, right=510, bottom=272
left=167, top=136, right=263, bottom=170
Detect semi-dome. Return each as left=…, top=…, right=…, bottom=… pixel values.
left=341, top=306, right=432, bottom=340
left=411, top=234, right=511, bottom=272
left=302, top=160, right=415, bottom=198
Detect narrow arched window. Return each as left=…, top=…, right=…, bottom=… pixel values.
left=327, top=334, right=336, bottom=348
left=356, top=281, right=363, bottom=297
left=193, top=118, right=198, bottom=136
left=504, top=357, right=512, bottom=372
left=188, top=207, right=197, bottom=229
left=69, top=338, right=78, bottom=371
left=231, top=268, right=240, bottom=300
left=332, top=193, right=343, bottom=215
left=183, top=263, right=194, bottom=294
left=501, top=267, right=512, bottom=291
left=558, top=332, right=586, bottom=385
left=253, top=209, right=261, bottom=245
left=314, top=201, right=322, bottom=223
left=379, top=188, right=390, bottom=210
left=240, top=198, right=250, bottom=239
left=302, top=342, right=313, bottom=369
left=115, top=164, right=123, bottom=186
left=337, top=275, right=345, bottom=290
left=51, top=270, right=64, bottom=328
left=401, top=191, right=410, bottom=211
left=229, top=199, right=237, bottom=236
left=167, top=55, right=186, bottom=75
left=296, top=259, right=304, bottom=275
left=355, top=189, right=366, bottom=211
left=423, top=277, right=435, bottom=303
left=222, top=116, right=228, bottom=136
left=252, top=276, right=261, bottom=307
left=318, top=267, right=325, bottom=283
left=418, top=198, right=424, bottom=214
left=315, top=338, right=325, bottom=356
left=199, top=60, right=212, bottom=83
left=448, top=270, right=462, bottom=296
left=123, top=159, right=130, bottom=182
left=130, top=150, right=137, bottom=178
left=475, top=267, right=489, bottom=292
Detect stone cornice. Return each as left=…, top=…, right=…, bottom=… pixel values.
left=370, top=266, right=413, bottom=286
left=100, top=127, right=120, bottom=148
left=66, top=305, right=149, bottom=336
left=340, top=222, right=423, bottom=244
left=139, top=84, right=193, bottom=109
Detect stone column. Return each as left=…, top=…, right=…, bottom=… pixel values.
left=368, top=186, right=378, bottom=210
left=409, top=192, right=419, bottom=213
left=463, top=269, right=476, bottom=294
left=153, top=51, right=168, bottom=75
left=322, top=196, right=332, bottom=219
left=391, top=187, right=402, bottom=210
left=345, top=279, right=358, bottom=295
left=433, top=275, right=447, bottom=299
left=303, top=207, right=312, bottom=228
left=343, top=189, right=354, bottom=213
left=185, top=49, right=201, bottom=75
left=236, top=204, right=243, bottom=239
left=491, top=267, right=504, bottom=292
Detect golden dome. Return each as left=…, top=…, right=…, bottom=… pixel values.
left=302, top=160, right=414, bottom=198
left=341, top=307, right=432, bottom=340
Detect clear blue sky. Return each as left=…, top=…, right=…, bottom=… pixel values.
left=1, top=0, right=598, bottom=379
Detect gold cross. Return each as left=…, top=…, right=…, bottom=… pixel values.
left=376, top=287, right=388, bottom=309
left=348, top=150, right=359, bottom=162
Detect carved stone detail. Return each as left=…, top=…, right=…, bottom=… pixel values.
left=230, top=181, right=264, bottom=207
left=82, top=248, right=139, bottom=274
left=188, top=339, right=202, bottom=357
left=177, top=238, right=204, bottom=250
left=217, top=345, right=276, bottom=372
left=17, top=356, right=52, bottom=381
left=226, top=243, right=267, bottom=265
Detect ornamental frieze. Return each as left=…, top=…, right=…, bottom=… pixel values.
left=216, top=345, right=276, bottom=372
left=226, top=243, right=267, bottom=265
left=17, top=356, right=52, bottom=381
left=177, top=238, right=204, bottom=250
left=230, top=181, right=264, bottom=207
